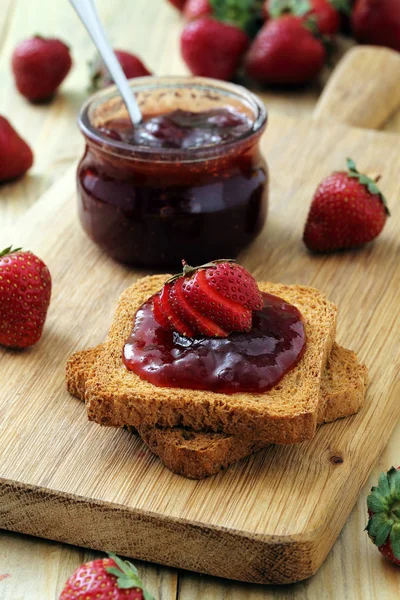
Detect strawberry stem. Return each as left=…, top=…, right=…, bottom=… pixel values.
left=0, top=246, right=22, bottom=258
left=105, top=553, right=155, bottom=599
left=346, top=158, right=390, bottom=216
left=166, top=258, right=237, bottom=285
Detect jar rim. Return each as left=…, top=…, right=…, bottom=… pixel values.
left=78, top=75, right=267, bottom=162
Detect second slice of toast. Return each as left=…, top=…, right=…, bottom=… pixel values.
left=84, top=275, right=337, bottom=444
left=67, top=343, right=368, bottom=478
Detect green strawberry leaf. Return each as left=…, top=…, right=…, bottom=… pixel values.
left=116, top=576, right=143, bottom=589
left=346, top=158, right=390, bottom=216
left=329, top=0, right=352, bottom=16
left=375, top=518, right=394, bottom=547
left=106, top=553, right=155, bottom=599
left=367, top=513, right=393, bottom=546
left=347, top=157, right=357, bottom=172
left=109, top=552, right=139, bottom=578
left=378, top=471, right=391, bottom=497
left=388, top=467, right=400, bottom=498
left=0, top=246, right=22, bottom=258
left=210, top=0, right=264, bottom=37
left=390, top=524, right=400, bottom=559
left=269, top=0, right=310, bottom=17
left=387, top=467, right=400, bottom=500
left=367, top=492, right=389, bottom=514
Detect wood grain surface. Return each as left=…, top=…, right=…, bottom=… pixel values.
left=314, top=46, right=400, bottom=129
left=1, top=113, right=400, bottom=587
left=1, top=0, right=400, bottom=598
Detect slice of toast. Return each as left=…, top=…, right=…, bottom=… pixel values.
left=67, top=343, right=368, bottom=478
left=84, top=275, right=337, bottom=444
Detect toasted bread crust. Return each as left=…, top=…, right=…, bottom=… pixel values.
left=67, top=343, right=368, bottom=478
left=83, top=276, right=337, bottom=444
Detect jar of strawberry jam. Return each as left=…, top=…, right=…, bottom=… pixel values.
left=77, top=76, right=268, bottom=266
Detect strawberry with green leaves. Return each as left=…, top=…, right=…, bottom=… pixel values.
left=265, top=0, right=351, bottom=35
left=59, top=553, right=155, bottom=600
left=153, top=259, right=263, bottom=338
left=180, top=0, right=264, bottom=80
left=0, top=247, right=51, bottom=348
left=303, top=158, right=389, bottom=252
left=245, top=14, right=327, bottom=85
left=366, top=467, right=400, bottom=567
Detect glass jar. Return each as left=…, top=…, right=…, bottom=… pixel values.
left=77, top=76, right=268, bottom=267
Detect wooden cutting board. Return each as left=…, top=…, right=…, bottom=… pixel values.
left=1, top=48, right=400, bottom=586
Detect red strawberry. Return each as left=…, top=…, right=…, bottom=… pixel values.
left=153, top=259, right=263, bottom=338
left=59, top=553, right=155, bottom=599
left=0, top=116, right=33, bottom=182
left=0, top=247, right=51, bottom=348
left=265, top=0, right=351, bottom=35
left=352, top=0, right=400, bottom=52
left=244, top=16, right=326, bottom=85
left=366, top=467, right=400, bottom=567
left=159, top=284, right=195, bottom=338
left=170, top=277, right=228, bottom=337
left=303, top=158, right=389, bottom=252
left=12, top=36, right=72, bottom=102
left=90, top=49, right=152, bottom=92
left=180, top=17, right=249, bottom=80
left=166, top=0, right=187, bottom=10
left=184, top=0, right=212, bottom=20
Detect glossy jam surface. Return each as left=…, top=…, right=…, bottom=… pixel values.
left=99, top=108, right=253, bottom=149
left=123, top=293, right=306, bottom=394
left=77, top=106, right=268, bottom=267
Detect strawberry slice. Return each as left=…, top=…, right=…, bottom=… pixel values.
left=182, top=270, right=253, bottom=332
left=152, top=259, right=263, bottom=339
left=170, top=278, right=228, bottom=338
left=153, top=292, right=170, bottom=329
left=159, top=284, right=195, bottom=338
left=205, top=263, right=263, bottom=310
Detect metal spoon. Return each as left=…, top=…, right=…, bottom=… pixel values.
left=69, top=0, right=143, bottom=125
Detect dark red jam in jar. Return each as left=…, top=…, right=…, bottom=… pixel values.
left=123, top=292, right=306, bottom=394
left=77, top=77, right=268, bottom=267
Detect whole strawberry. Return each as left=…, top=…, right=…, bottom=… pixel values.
left=303, top=159, right=389, bottom=253
left=352, top=0, right=400, bottom=52
left=184, top=0, right=212, bottom=20
left=366, top=467, right=400, bottom=567
left=0, top=116, right=33, bottom=182
left=153, top=259, right=263, bottom=338
left=245, top=15, right=326, bottom=85
left=181, top=17, right=249, bottom=80
left=12, top=36, right=72, bottom=102
left=0, top=247, right=51, bottom=348
left=59, top=553, right=155, bottom=600
left=265, top=0, right=351, bottom=35
left=90, top=49, right=152, bottom=92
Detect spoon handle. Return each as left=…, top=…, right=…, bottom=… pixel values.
left=69, top=0, right=143, bottom=125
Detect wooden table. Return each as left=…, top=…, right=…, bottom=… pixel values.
left=1, top=0, right=399, bottom=597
